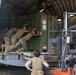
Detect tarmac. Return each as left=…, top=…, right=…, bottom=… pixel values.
left=0, top=65, right=54, bottom=75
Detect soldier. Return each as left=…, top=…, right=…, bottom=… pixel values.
left=25, top=50, right=49, bottom=75
left=8, top=29, right=41, bottom=54
left=3, top=28, right=17, bottom=54
left=11, top=28, right=30, bottom=45
left=8, top=30, right=35, bottom=54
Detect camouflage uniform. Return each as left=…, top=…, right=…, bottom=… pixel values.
left=4, top=28, right=17, bottom=46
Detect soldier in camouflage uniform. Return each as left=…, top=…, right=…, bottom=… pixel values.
left=11, top=28, right=30, bottom=45
left=8, top=30, right=36, bottom=54
left=3, top=28, right=17, bottom=54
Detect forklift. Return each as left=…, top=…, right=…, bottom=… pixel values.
left=51, top=12, right=76, bottom=75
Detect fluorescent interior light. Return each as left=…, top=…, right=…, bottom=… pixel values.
left=39, top=9, right=44, bottom=13
left=57, top=19, right=61, bottom=21
left=70, top=15, right=74, bottom=17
